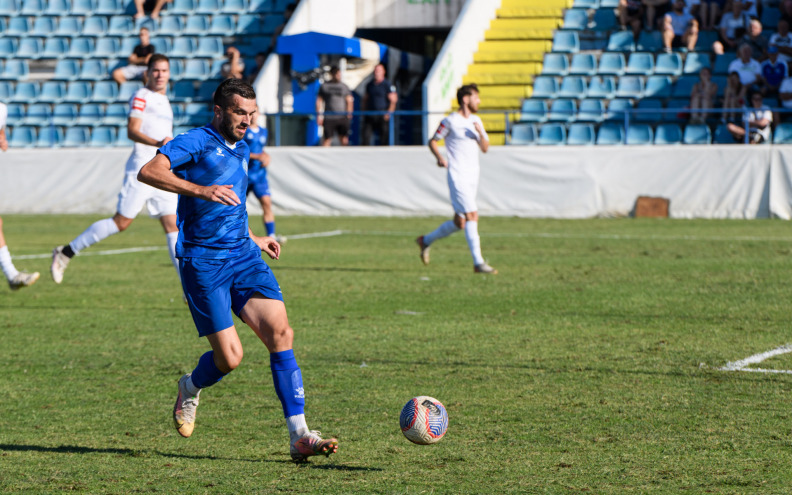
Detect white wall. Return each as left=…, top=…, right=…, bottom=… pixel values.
left=357, top=0, right=466, bottom=28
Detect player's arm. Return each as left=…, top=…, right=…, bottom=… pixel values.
left=428, top=138, right=447, bottom=168
left=345, top=93, right=354, bottom=120
left=248, top=227, right=280, bottom=260
left=315, top=94, right=324, bottom=126
left=138, top=154, right=241, bottom=206
left=473, top=121, right=489, bottom=153
left=128, top=116, right=172, bottom=147
left=0, top=128, right=7, bottom=152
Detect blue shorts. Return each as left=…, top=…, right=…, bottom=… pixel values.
left=247, top=167, right=270, bottom=199
left=180, top=248, right=283, bottom=337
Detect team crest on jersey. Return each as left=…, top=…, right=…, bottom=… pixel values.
left=216, top=147, right=224, bottom=157
left=132, top=97, right=146, bottom=111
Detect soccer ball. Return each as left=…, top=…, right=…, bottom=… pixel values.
left=399, top=396, right=448, bottom=445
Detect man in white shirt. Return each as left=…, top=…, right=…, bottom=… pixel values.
left=51, top=54, right=180, bottom=287
left=663, top=0, right=698, bottom=52
left=416, top=84, right=496, bottom=275
left=728, top=43, right=763, bottom=100
left=770, top=19, right=792, bottom=64
left=728, top=91, right=773, bottom=143
left=778, top=75, right=792, bottom=110
left=713, top=1, right=751, bottom=54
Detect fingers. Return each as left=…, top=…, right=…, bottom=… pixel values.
left=209, top=185, right=241, bottom=205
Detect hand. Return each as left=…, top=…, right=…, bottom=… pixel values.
left=0, top=136, right=7, bottom=152
left=473, top=121, right=484, bottom=138
left=384, top=113, right=391, bottom=122
left=254, top=235, right=280, bottom=260
left=317, top=115, right=324, bottom=126
left=202, top=184, right=241, bottom=206
left=436, top=156, right=448, bottom=168
left=158, top=136, right=173, bottom=147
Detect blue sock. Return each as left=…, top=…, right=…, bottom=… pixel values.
left=190, top=351, right=227, bottom=389
left=265, top=221, right=276, bottom=236
left=270, top=349, right=305, bottom=417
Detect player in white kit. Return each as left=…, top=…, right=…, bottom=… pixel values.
left=417, top=83, right=497, bottom=274
left=51, top=54, right=181, bottom=286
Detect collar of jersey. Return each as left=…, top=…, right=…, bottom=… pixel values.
left=206, top=124, right=243, bottom=153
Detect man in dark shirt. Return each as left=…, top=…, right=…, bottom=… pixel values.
left=362, top=63, right=398, bottom=146
left=113, top=27, right=155, bottom=85
left=315, top=66, right=354, bottom=146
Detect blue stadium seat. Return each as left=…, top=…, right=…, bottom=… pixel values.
left=89, top=81, right=118, bottom=103
left=196, top=37, right=225, bottom=58
left=222, top=0, right=248, bottom=12
left=173, top=125, right=192, bottom=135
left=183, top=102, right=212, bottom=125
left=596, top=123, right=625, bottom=145
left=68, top=37, right=94, bottom=58
left=55, top=16, right=83, bottom=37
left=625, top=52, right=654, bottom=75
left=0, top=80, right=11, bottom=99
left=6, top=16, right=29, bottom=36
left=52, top=103, right=78, bottom=125
left=195, top=0, right=220, bottom=14
left=41, top=38, right=70, bottom=59
left=531, top=76, right=558, bottom=99
left=21, top=103, right=51, bottom=125
left=62, top=126, right=91, bottom=147
left=169, top=0, right=195, bottom=14
left=5, top=103, right=24, bottom=126
left=509, top=122, right=536, bottom=145
left=541, top=53, right=568, bottom=76
left=108, top=16, right=135, bottom=36
left=38, top=81, right=67, bottom=103
left=607, top=31, right=635, bottom=52
left=547, top=99, right=576, bottom=122
left=64, top=80, right=92, bottom=103
left=119, top=35, right=139, bottom=55
left=90, top=125, right=117, bottom=146
left=537, top=123, right=566, bottom=145
left=591, top=8, right=616, bottom=31
left=0, top=18, right=6, bottom=34
left=76, top=103, right=103, bottom=125
left=171, top=37, right=197, bottom=57
left=694, top=30, right=718, bottom=51
left=36, top=126, right=64, bottom=147
left=558, top=76, right=587, bottom=98
left=182, top=59, right=210, bottom=80
left=79, top=60, right=108, bottom=80
left=774, top=123, right=792, bottom=144
left=654, top=52, right=683, bottom=76
left=31, top=17, right=58, bottom=37
left=0, top=39, right=18, bottom=59
left=168, top=58, right=184, bottom=80
left=562, top=9, right=588, bottom=30
left=626, top=124, right=653, bottom=145
left=672, top=74, right=698, bottom=98
left=577, top=99, right=605, bottom=122
left=683, top=52, right=711, bottom=74
left=572, top=0, right=598, bottom=7
left=713, top=123, right=736, bottom=144
left=260, top=14, right=284, bottom=35
left=615, top=75, right=644, bottom=98
left=46, top=0, right=69, bottom=14
left=197, top=79, right=219, bottom=100
left=249, top=0, right=274, bottom=13
left=654, top=123, right=682, bottom=144
left=566, top=123, right=595, bottom=145
left=158, top=16, right=183, bottom=33
left=183, top=15, right=210, bottom=35
left=94, top=0, right=121, bottom=15
left=209, top=14, right=236, bottom=35
left=93, top=37, right=121, bottom=58
left=114, top=126, right=133, bottom=146
left=519, top=99, right=547, bottom=123
left=168, top=80, right=194, bottom=102
left=762, top=7, right=780, bottom=29
left=82, top=16, right=109, bottom=37
left=236, top=14, right=261, bottom=34
left=683, top=124, right=711, bottom=144
left=665, top=98, right=689, bottom=121
left=19, top=0, right=43, bottom=14
left=644, top=75, right=673, bottom=98
left=118, top=81, right=143, bottom=101
left=0, top=0, right=18, bottom=15
left=600, top=0, right=619, bottom=5
left=70, top=0, right=94, bottom=14
left=597, top=52, right=625, bottom=75
left=151, top=36, right=172, bottom=54
left=636, top=31, right=662, bottom=51
left=9, top=126, right=37, bottom=148
left=16, top=38, right=44, bottom=59
left=712, top=75, right=727, bottom=97
left=552, top=31, right=579, bottom=53
left=713, top=53, right=736, bottom=75
left=568, top=53, right=596, bottom=76
left=605, top=98, right=633, bottom=122
left=0, top=60, right=29, bottom=80
left=10, top=82, right=40, bottom=103
left=102, top=102, right=128, bottom=124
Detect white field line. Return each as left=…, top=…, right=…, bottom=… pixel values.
left=347, top=230, right=792, bottom=242
left=717, top=344, right=792, bottom=374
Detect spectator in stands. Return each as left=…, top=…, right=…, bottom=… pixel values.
left=770, top=20, right=792, bottom=63
left=663, top=0, right=699, bottom=52
left=760, top=45, right=787, bottom=97
left=782, top=0, right=792, bottom=25
left=778, top=72, right=792, bottom=118
left=742, top=19, right=769, bottom=61
left=112, top=27, right=155, bottom=85
left=361, top=63, right=398, bottom=146
left=739, top=0, right=758, bottom=18
left=221, top=47, right=245, bottom=80
left=133, top=0, right=171, bottom=20
left=713, top=1, right=751, bottom=54
left=619, top=0, right=644, bottom=41
left=699, top=0, right=726, bottom=31
left=643, top=0, right=671, bottom=31
left=316, top=66, right=353, bottom=147
left=728, top=91, right=772, bottom=143
left=723, top=71, right=744, bottom=121
left=247, top=52, right=267, bottom=85
left=689, top=67, right=718, bottom=122
left=728, top=43, right=763, bottom=96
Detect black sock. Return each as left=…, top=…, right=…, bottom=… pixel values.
left=62, top=245, right=75, bottom=258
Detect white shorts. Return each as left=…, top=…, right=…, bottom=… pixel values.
left=448, top=176, right=478, bottom=215
left=116, top=171, right=178, bottom=219
left=119, top=64, right=147, bottom=80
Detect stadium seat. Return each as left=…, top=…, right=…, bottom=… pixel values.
left=52, top=103, right=79, bottom=125
left=10, top=82, right=40, bottom=103
left=591, top=8, right=616, bottom=31
left=36, top=125, right=64, bottom=147
left=221, top=0, right=247, bottom=12
left=195, top=0, right=219, bottom=13
left=761, top=7, right=780, bottom=29
left=170, top=80, right=196, bottom=102
left=605, top=98, right=633, bottom=122
left=654, top=52, right=683, bottom=76
left=173, top=125, right=192, bottom=135
left=5, top=103, right=24, bottom=125
left=16, top=38, right=44, bottom=59
left=118, top=81, right=143, bottom=101
left=6, top=17, right=30, bottom=36
left=168, top=58, right=184, bottom=80
left=654, top=123, right=682, bottom=144
left=19, top=0, right=43, bottom=14
left=236, top=14, right=261, bottom=34
left=158, top=15, right=184, bottom=34
left=712, top=75, right=727, bottom=97
left=519, top=99, right=547, bottom=123
left=119, top=35, right=140, bottom=55
left=183, top=102, right=212, bottom=125
left=597, top=52, right=625, bottom=76
left=113, top=126, right=132, bottom=146
left=672, top=74, right=698, bottom=98
left=70, top=0, right=94, bottom=14
left=41, top=38, right=70, bottom=59
left=644, top=75, right=673, bottom=98
left=0, top=0, right=18, bottom=15
left=552, top=31, right=579, bottom=53
left=259, top=14, right=284, bottom=35
left=82, top=16, right=109, bottom=37
left=76, top=102, right=104, bottom=125
left=21, top=103, right=50, bottom=124
left=509, top=122, right=536, bottom=145
left=665, top=98, right=689, bottom=121
left=64, top=80, right=92, bottom=103
left=90, top=125, right=117, bottom=146
left=596, top=123, right=625, bottom=145
left=196, top=37, right=225, bottom=58
left=249, top=0, right=274, bottom=12
left=9, top=126, right=37, bottom=148
left=636, top=31, right=662, bottom=51
left=577, top=99, right=605, bottom=123
left=572, top=0, right=598, bottom=7
left=713, top=53, right=736, bottom=75
left=683, top=124, right=711, bottom=144
left=562, top=9, right=588, bottom=30
left=634, top=98, right=663, bottom=123
left=0, top=81, right=10, bottom=99
left=102, top=102, right=128, bottom=125
left=566, top=123, right=595, bottom=145
left=93, top=37, right=121, bottom=58
left=94, top=0, right=121, bottom=15
left=713, top=123, right=736, bottom=144
left=694, top=30, right=717, bottom=51
left=626, top=124, right=653, bottom=145
left=557, top=76, right=587, bottom=98
left=531, top=76, right=558, bottom=99
left=38, top=81, right=67, bottom=103
left=209, top=14, right=236, bottom=35
left=62, top=126, right=91, bottom=147
left=569, top=53, right=596, bottom=76
left=774, top=123, right=792, bottom=144
left=90, top=80, right=117, bottom=102
left=547, top=99, right=576, bottom=122
left=607, top=31, right=635, bottom=52
left=68, top=37, right=94, bottom=58
left=151, top=36, right=172, bottom=54
left=625, top=52, right=654, bottom=75
left=79, top=60, right=108, bottom=80
left=183, top=15, right=210, bottom=35
left=46, top=0, right=69, bottom=14
left=683, top=52, right=711, bottom=74
left=615, top=76, right=644, bottom=98
left=108, top=16, right=135, bottom=36
left=181, top=59, right=210, bottom=80
left=171, top=37, right=197, bottom=57
left=537, top=123, right=566, bottom=145
left=541, top=53, right=568, bottom=76
left=55, top=17, right=83, bottom=37
left=0, top=38, right=17, bottom=59
left=169, top=0, right=195, bottom=14
left=31, top=17, right=58, bottom=37
left=0, top=60, right=29, bottom=80
left=197, top=79, right=219, bottom=100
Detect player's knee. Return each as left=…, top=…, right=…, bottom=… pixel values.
left=218, top=348, right=243, bottom=372
left=271, top=325, right=294, bottom=347
left=454, top=216, right=465, bottom=229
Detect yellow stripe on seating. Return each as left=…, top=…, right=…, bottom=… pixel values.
left=485, top=29, right=555, bottom=40
left=490, top=18, right=562, bottom=30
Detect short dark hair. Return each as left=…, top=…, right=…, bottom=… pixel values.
left=148, top=53, right=169, bottom=71
left=329, top=66, right=341, bottom=76
left=213, top=78, right=256, bottom=108
left=457, top=83, right=479, bottom=106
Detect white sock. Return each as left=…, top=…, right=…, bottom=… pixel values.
left=423, top=220, right=460, bottom=246
left=0, top=246, right=19, bottom=281
left=286, top=414, right=309, bottom=441
left=166, top=231, right=180, bottom=276
left=69, top=218, right=120, bottom=254
left=184, top=375, right=201, bottom=397
left=465, top=220, right=485, bottom=266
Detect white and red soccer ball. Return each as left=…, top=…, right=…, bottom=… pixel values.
left=399, top=396, right=448, bottom=445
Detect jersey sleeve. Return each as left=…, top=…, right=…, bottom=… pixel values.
left=129, top=89, right=146, bottom=119
left=0, top=103, right=7, bottom=131
left=432, top=118, right=451, bottom=141
left=158, top=128, right=206, bottom=172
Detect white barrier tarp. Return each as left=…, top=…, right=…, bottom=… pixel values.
left=1, top=146, right=792, bottom=219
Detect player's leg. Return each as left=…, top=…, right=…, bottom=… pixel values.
left=416, top=215, right=460, bottom=265
left=0, top=217, right=40, bottom=290
left=339, top=118, right=350, bottom=146
left=50, top=213, right=130, bottom=284
left=462, top=210, right=497, bottom=274
left=159, top=214, right=180, bottom=273
left=259, top=195, right=277, bottom=236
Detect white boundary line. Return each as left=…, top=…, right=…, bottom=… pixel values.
left=717, top=344, right=792, bottom=374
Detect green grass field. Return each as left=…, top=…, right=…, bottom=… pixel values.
left=2, top=214, right=792, bottom=493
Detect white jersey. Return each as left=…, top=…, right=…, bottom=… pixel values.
left=433, top=112, right=488, bottom=214
left=0, top=102, right=7, bottom=130
left=126, top=87, right=173, bottom=173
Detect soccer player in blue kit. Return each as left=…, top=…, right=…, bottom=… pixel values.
left=137, top=79, right=338, bottom=462
left=243, top=123, right=284, bottom=243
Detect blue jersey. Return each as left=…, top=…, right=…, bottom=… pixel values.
left=158, top=124, right=257, bottom=259
left=243, top=126, right=268, bottom=171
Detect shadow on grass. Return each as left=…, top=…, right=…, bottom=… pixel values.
left=274, top=265, right=399, bottom=273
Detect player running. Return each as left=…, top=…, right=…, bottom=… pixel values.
left=243, top=122, right=285, bottom=243
left=0, top=217, right=39, bottom=290
left=417, top=83, right=497, bottom=274
left=137, top=78, right=338, bottom=462
left=50, top=54, right=181, bottom=288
